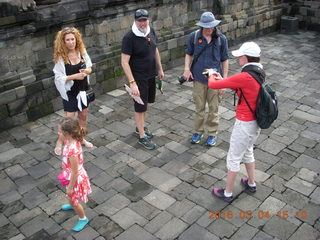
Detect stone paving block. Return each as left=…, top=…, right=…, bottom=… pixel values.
left=259, top=196, right=286, bottom=215
left=208, top=168, right=226, bottom=179
left=187, top=187, right=227, bottom=210
left=85, top=162, right=103, bottom=179
left=2, top=200, right=25, bottom=218
left=285, top=176, right=316, bottom=196
left=232, top=193, right=262, bottom=212
left=21, top=188, right=48, bottom=209
left=198, top=153, right=219, bottom=165
left=155, top=217, right=188, bottom=240
left=262, top=216, right=298, bottom=240
left=91, top=172, right=114, bottom=187
left=8, top=233, right=26, bottom=240
left=97, top=220, right=123, bottom=240
left=267, top=162, right=297, bottom=181
left=129, top=200, right=161, bottom=221
left=167, top=199, right=195, bottom=218
left=259, top=138, right=286, bottom=155
left=94, top=194, right=131, bottom=217
left=122, top=179, right=154, bottom=201
left=91, top=186, right=116, bottom=205
left=115, top=224, right=157, bottom=240
left=181, top=205, right=206, bottom=224
left=263, top=175, right=286, bottom=193
left=178, top=168, right=202, bottom=183
left=252, top=230, right=274, bottom=240
left=230, top=223, right=259, bottom=240
left=73, top=226, right=100, bottom=240
left=206, top=147, right=227, bottom=159
left=128, top=148, right=153, bottom=163
left=196, top=211, right=215, bottom=228
left=288, top=223, right=320, bottom=240
left=111, top=207, right=148, bottom=229
left=0, top=190, right=21, bottom=204
left=38, top=190, right=68, bottom=216
left=310, top=187, right=320, bottom=205
left=4, top=165, right=28, bottom=180
left=291, top=154, right=320, bottom=173
left=19, top=212, right=61, bottom=237
left=0, top=214, right=9, bottom=228
left=21, top=142, right=51, bottom=161
left=292, top=110, right=320, bottom=123
left=161, top=160, right=189, bottom=176
left=106, top=140, right=135, bottom=155
left=139, top=167, right=181, bottom=192
left=0, top=223, right=21, bottom=239
left=25, top=162, right=54, bottom=179
left=207, top=218, right=238, bottom=238
left=92, top=156, right=117, bottom=171
left=297, top=168, right=317, bottom=182
left=192, top=174, right=217, bottom=189
left=240, top=164, right=271, bottom=183
left=143, top=211, right=172, bottom=234
left=300, top=203, right=320, bottom=225
left=0, top=148, right=25, bottom=163
left=143, top=189, right=176, bottom=210
left=165, top=141, right=189, bottom=154
left=178, top=223, right=219, bottom=240
left=103, top=177, right=131, bottom=192
left=0, top=141, right=15, bottom=153
left=280, top=189, right=309, bottom=210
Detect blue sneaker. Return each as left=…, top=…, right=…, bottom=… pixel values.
left=139, top=136, right=156, bottom=150
left=61, top=204, right=73, bottom=211
left=190, top=133, right=203, bottom=144
left=72, top=218, right=89, bottom=232
left=206, top=136, right=216, bottom=146
left=135, top=127, right=154, bottom=139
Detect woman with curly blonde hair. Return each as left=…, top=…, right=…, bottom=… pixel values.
left=53, top=27, right=94, bottom=155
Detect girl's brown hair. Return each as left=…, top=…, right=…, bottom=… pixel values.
left=59, top=117, right=87, bottom=142
left=53, top=27, right=86, bottom=64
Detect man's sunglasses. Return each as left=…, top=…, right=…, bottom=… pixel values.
left=135, top=9, right=148, bottom=19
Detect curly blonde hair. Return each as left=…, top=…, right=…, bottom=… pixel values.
left=53, top=27, right=86, bottom=64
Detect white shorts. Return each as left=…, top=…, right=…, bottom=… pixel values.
left=226, top=119, right=260, bottom=172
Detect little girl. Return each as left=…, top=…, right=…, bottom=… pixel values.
left=59, top=117, right=92, bottom=232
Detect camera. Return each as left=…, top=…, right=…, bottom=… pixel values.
left=178, top=75, right=193, bottom=85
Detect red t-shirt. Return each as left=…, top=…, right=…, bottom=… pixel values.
left=208, top=72, right=260, bottom=121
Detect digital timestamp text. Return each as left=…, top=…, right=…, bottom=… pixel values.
left=208, top=210, right=308, bottom=220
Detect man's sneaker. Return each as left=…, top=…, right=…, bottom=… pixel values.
left=139, top=136, right=156, bottom=150
left=190, top=133, right=203, bottom=144
left=241, top=177, right=257, bottom=193
left=206, top=136, right=216, bottom=146
left=135, top=127, right=154, bottom=139
left=212, top=188, right=233, bottom=202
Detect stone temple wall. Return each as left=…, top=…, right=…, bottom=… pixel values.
left=282, top=0, right=320, bottom=31
left=0, top=0, right=283, bottom=131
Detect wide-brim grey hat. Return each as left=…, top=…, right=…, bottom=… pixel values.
left=196, top=12, right=221, bottom=28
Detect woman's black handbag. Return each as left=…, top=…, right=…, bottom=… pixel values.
left=86, top=86, right=95, bottom=102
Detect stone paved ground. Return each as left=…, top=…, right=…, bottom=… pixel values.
left=0, top=30, right=320, bottom=240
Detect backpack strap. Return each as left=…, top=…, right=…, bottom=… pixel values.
left=236, top=65, right=266, bottom=112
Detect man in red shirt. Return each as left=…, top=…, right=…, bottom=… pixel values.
left=207, top=42, right=262, bottom=202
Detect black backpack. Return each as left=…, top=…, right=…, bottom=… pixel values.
left=239, top=65, right=278, bottom=129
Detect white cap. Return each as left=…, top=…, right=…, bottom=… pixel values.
left=232, top=42, right=261, bottom=57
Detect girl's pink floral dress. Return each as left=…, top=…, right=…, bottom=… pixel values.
left=62, top=140, right=92, bottom=205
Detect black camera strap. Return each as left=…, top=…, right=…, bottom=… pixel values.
left=190, top=36, right=213, bottom=72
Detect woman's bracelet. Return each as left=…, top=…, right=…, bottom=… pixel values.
left=129, top=79, right=135, bottom=84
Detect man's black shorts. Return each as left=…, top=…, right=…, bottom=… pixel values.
left=134, top=77, right=156, bottom=112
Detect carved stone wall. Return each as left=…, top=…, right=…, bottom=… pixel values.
left=0, top=0, right=283, bottom=131
left=282, top=0, right=320, bottom=30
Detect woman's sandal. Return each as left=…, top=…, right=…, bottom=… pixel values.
left=54, top=144, right=62, bottom=156
left=82, top=139, right=93, bottom=148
